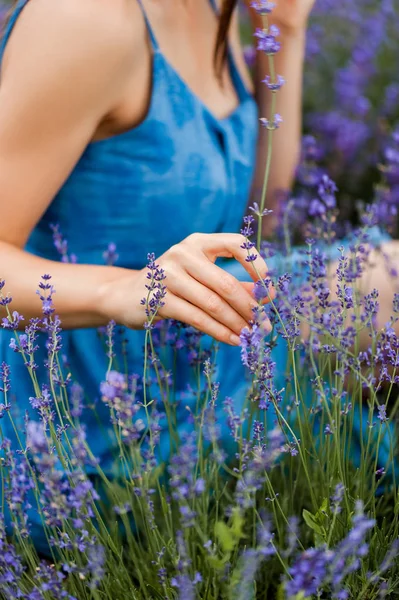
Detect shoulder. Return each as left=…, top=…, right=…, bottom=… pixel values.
left=1, top=0, right=145, bottom=89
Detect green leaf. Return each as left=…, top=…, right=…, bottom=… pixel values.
left=319, top=497, right=329, bottom=515
left=206, top=554, right=230, bottom=570
left=215, top=511, right=246, bottom=554
left=215, top=521, right=236, bottom=553
left=302, top=509, right=324, bottom=537
left=231, top=508, right=246, bottom=540
left=276, top=583, right=286, bottom=600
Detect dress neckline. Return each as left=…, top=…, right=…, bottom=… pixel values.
left=156, top=48, right=251, bottom=125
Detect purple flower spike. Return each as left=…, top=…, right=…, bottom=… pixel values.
left=141, top=252, right=167, bottom=328
left=50, top=223, right=78, bottom=264
left=377, top=404, right=388, bottom=423
left=262, top=74, right=286, bottom=91
left=253, top=277, right=273, bottom=302
left=260, top=114, right=283, bottom=130
left=318, top=175, right=338, bottom=209
left=1, top=310, right=24, bottom=331
left=103, top=242, right=119, bottom=266
left=254, top=27, right=281, bottom=55
left=250, top=0, right=275, bottom=15
left=331, top=483, right=345, bottom=515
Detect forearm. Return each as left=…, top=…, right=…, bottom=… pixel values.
left=249, top=12, right=307, bottom=231
left=0, top=241, right=133, bottom=329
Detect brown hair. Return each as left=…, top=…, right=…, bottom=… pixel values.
left=215, top=0, right=239, bottom=73
left=2, top=0, right=238, bottom=70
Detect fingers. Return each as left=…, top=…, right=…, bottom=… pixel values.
left=152, top=234, right=275, bottom=340
left=184, top=253, right=259, bottom=323
left=188, top=232, right=269, bottom=282
left=171, top=272, right=249, bottom=336
left=163, top=294, right=242, bottom=346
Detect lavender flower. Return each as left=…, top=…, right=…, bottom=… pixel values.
left=50, top=224, right=77, bottom=263
left=240, top=322, right=263, bottom=370
left=140, top=252, right=167, bottom=327
left=260, top=113, right=283, bottom=130
left=0, top=361, right=10, bottom=395
left=29, top=384, right=54, bottom=424
left=32, top=562, right=77, bottom=599
left=318, top=175, right=338, bottom=209
left=69, top=382, right=84, bottom=418
left=100, top=370, right=145, bottom=443
left=330, top=502, right=375, bottom=594
left=254, top=26, right=281, bottom=55
left=250, top=0, right=275, bottom=14
left=103, top=242, right=119, bottom=266
left=86, top=543, right=106, bottom=589
left=168, top=432, right=205, bottom=508
left=26, top=420, right=99, bottom=529
left=171, top=574, right=195, bottom=600
left=377, top=404, right=388, bottom=423
left=2, top=310, right=24, bottom=331
left=240, top=214, right=258, bottom=262
left=2, top=441, right=35, bottom=538
left=286, top=547, right=332, bottom=598
left=0, top=514, right=26, bottom=599
left=223, top=396, right=247, bottom=442
left=170, top=531, right=200, bottom=599
left=253, top=277, right=273, bottom=302
left=235, top=428, right=285, bottom=509
left=285, top=501, right=376, bottom=598
left=262, top=74, right=285, bottom=91
left=331, top=483, right=345, bottom=515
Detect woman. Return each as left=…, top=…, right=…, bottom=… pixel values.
left=1, top=0, right=396, bottom=553
left=0, top=5, right=314, bottom=415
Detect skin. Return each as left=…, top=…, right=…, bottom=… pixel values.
left=0, top=0, right=317, bottom=346
left=245, top=0, right=315, bottom=235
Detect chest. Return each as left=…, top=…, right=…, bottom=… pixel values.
left=93, top=0, right=248, bottom=141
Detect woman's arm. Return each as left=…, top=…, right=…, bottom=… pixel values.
left=245, top=1, right=316, bottom=235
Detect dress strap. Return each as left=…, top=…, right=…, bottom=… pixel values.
left=136, top=0, right=160, bottom=51
left=0, top=0, right=29, bottom=66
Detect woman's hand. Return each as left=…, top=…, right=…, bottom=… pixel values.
left=103, top=233, right=274, bottom=346
left=270, top=0, right=316, bottom=32
left=247, top=0, right=316, bottom=33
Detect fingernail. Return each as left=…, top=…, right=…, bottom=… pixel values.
left=230, top=334, right=241, bottom=346
left=261, top=318, right=272, bottom=335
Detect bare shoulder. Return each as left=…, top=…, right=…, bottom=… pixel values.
left=1, top=0, right=145, bottom=90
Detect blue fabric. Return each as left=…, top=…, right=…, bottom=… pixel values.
left=0, top=0, right=396, bottom=554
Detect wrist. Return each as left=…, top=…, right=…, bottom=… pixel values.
left=272, top=21, right=308, bottom=41
left=96, top=266, right=135, bottom=325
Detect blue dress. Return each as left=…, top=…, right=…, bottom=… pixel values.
left=0, top=0, right=395, bottom=553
